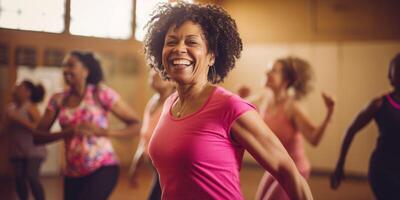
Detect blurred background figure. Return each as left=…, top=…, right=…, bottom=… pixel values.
left=240, top=57, right=335, bottom=200
left=35, top=51, right=141, bottom=200
left=331, top=53, right=400, bottom=200
left=129, top=68, right=174, bottom=200
left=1, top=80, right=46, bottom=200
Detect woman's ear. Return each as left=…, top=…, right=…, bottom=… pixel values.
left=208, top=53, right=215, bottom=67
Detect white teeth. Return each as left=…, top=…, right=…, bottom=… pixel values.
left=172, top=59, right=191, bottom=65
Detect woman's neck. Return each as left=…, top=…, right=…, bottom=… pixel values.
left=176, top=81, right=210, bottom=104
left=272, top=87, right=288, bottom=104
left=70, top=82, right=86, bottom=97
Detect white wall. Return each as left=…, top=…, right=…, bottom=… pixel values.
left=17, top=66, right=64, bottom=176
left=222, top=41, right=400, bottom=174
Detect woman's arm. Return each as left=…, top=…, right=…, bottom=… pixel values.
left=128, top=141, right=146, bottom=187
left=6, top=104, right=41, bottom=131
left=129, top=95, right=157, bottom=186
left=330, top=97, right=382, bottom=189
left=292, top=92, right=335, bottom=146
left=35, top=106, right=73, bottom=145
left=80, top=99, right=141, bottom=138
left=231, top=110, right=313, bottom=200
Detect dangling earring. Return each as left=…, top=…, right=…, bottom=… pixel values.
left=210, top=65, right=217, bottom=83
left=160, top=66, right=169, bottom=80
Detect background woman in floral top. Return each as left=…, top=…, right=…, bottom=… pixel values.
left=35, top=51, right=141, bottom=200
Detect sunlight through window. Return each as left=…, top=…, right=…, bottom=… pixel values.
left=135, top=0, right=168, bottom=41
left=0, top=0, right=65, bottom=33
left=70, top=0, right=133, bottom=39
left=135, top=0, right=194, bottom=42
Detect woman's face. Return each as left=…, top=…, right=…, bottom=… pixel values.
left=162, top=20, right=214, bottom=85
left=265, top=61, right=287, bottom=90
left=62, top=55, right=88, bottom=86
left=148, top=69, right=174, bottom=92
left=12, top=83, right=29, bottom=102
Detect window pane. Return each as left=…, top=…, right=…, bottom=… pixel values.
left=135, top=0, right=167, bottom=41
left=134, top=0, right=194, bottom=41
left=0, top=0, right=65, bottom=33
left=70, top=0, right=132, bottom=40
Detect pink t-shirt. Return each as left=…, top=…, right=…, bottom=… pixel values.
left=261, top=103, right=310, bottom=177
left=149, top=86, right=255, bottom=200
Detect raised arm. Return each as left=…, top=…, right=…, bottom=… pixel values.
left=330, top=97, right=382, bottom=189
left=35, top=94, right=74, bottom=145
left=231, top=110, right=313, bottom=200
left=292, top=92, right=335, bottom=146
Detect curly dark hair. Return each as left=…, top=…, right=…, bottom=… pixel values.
left=70, top=51, right=104, bottom=85
left=143, top=2, right=243, bottom=84
left=276, top=56, right=314, bottom=100
left=21, top=80, right=45, bottom=103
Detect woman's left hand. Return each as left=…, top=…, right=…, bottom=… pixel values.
left=321, top=92, right=335, bottom=112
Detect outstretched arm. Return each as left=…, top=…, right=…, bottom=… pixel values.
left=35, top=106, right=73, bottom=145
left=330, top=97, right=382, bottom=189
left=231, top=110, right=313, bottom=200
left=292, top=92, right=335, bottom=146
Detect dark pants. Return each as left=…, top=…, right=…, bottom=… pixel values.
left=64, top=165, right=119, bottom=200
left=11, top=158, right=45, bottom=200
left=148, top=171, right=161, bottom=200
left=369, top=151, right=400, bottom=200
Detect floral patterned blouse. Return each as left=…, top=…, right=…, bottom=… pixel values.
left=47, top=84, right=119, bottom=177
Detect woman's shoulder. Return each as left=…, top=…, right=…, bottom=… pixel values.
left=94, top=84, right=117, bottom=94
left=369, top=94, right=387, bottom=110
left=213, top=86, right=240, bottom=100
left=286, top=98, right=308, bottom=119
left=93, top=84, right=120, bottom=103
left=213, top=86, right=255, bottom=110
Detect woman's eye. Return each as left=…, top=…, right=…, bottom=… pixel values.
left=166, top=41, right=177, bottom=46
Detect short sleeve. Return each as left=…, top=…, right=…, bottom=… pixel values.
left=97, top=85, right=120, bottom=110
left=225, top=95, right=256, bottom=129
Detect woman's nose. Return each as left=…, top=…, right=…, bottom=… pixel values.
left=173, top=41, right=187, bottom=54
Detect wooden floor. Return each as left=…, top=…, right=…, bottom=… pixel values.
left=0, top=164, right=374, bottom=200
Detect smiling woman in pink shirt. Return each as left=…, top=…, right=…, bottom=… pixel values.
left=143, top=2, right=313, bottom=200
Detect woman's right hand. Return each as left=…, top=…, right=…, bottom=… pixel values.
left=321, top=92, right=335, bottom=112
left=237, top=85, right=251, bottom=98
left=330, top=166, right=344, bottom=189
